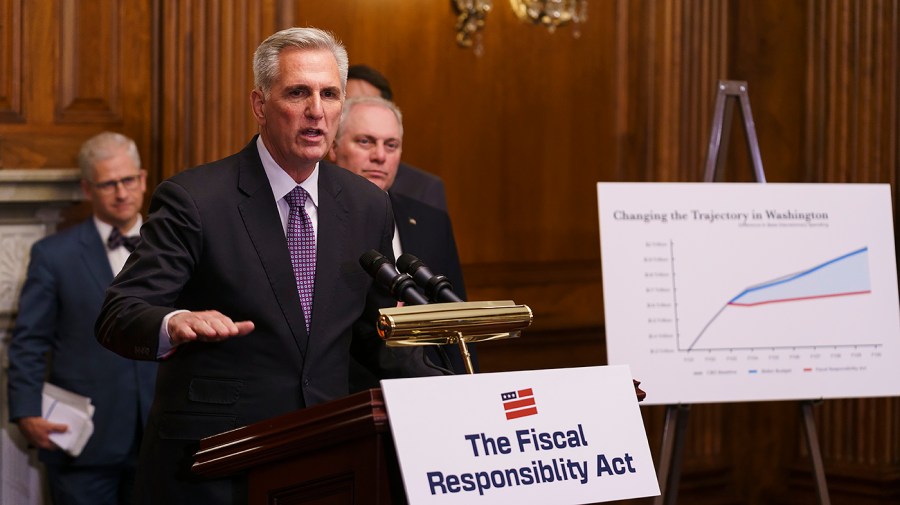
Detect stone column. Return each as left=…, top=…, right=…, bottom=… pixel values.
left=0, top=169, right=83, bottom=505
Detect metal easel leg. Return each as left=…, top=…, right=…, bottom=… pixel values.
left=800, top=400, right=831, bottom=505
left=653, top=404, right=690, bottom=505
left=703, top=80, right=766, bottom=183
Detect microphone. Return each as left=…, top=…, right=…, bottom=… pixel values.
left=359, top=250, right=429, bottom=306
left=396, top=253, right=463, bottom=303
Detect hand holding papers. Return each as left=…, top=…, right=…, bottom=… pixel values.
left=41, top=383, right=95, bottom=457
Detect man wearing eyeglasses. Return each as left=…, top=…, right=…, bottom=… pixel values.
left=7, top=131, right=158, bottom=505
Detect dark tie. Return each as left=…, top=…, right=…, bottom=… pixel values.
left=285, top=186, right=316, bottom=332
left=107, top=227, right=141, bottom=253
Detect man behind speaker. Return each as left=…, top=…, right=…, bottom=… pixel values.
left=7, top=132, right=157, bottom=505
left=346, top=64, right=448, bottom=211
left=330, top=96, right=474, bottom=376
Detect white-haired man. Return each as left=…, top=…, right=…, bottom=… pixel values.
left=330, top=96, right=474, bottom=378
left=8, top=131, right=156, bottom=505
left=95, top=28, right=443, bottom=504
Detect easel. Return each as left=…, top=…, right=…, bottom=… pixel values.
left=653, top=80, right=831, bottom=505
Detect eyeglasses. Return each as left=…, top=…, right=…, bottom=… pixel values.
left=92, top=173, right=143, bottom=193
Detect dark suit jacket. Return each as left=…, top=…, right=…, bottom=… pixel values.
left=391, top=192, right=477, bottom=375
left=95, top=138, right=440, bottom=504
left=7, top=218, right=157, bottom=468
left=390, top=162, right=447, bottom=211
left=391, top=192, right=466, bottom=299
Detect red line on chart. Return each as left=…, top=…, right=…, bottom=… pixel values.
left=728, top=290, right=872, bottom=307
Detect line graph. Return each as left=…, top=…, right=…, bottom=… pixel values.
left=687, top=247, right=873, bottom=350
left=597, top=182, right=900, bottom=404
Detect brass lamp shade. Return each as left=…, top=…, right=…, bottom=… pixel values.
left=377, top=300, right=533, bottom=346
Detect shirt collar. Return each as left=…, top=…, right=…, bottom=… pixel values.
left=94, top=215, right=143, bottom=242
left=256, top=136, right=319, bottom=207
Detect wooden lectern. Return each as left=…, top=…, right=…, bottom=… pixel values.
left=192, top=389, right=406, bottom=504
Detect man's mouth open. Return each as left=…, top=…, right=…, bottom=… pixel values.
left=301, top=128, right=324, bottom=140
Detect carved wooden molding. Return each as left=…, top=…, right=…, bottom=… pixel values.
left=56, top=0, right=122, bottom=122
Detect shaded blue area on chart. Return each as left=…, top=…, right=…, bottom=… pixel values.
left=729, top=247, right=870, bottom=305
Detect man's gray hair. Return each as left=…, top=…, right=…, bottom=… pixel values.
left=77, top=132, right=141, bottom=181
left=336, top=96, right=404, bottom=142
left=253, top=27, right=349, bottom=96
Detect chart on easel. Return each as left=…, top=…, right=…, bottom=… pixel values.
left=597, top=183, right=900, bottom=405
left=655, top=243, right=876, bottom=352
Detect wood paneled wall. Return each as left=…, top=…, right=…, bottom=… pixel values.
left=797, top=4, right=900, bottom=503
left=805, top=0, right=899, bottom=185
left=155, top=0, right=289, bottom=182
left=0, top=0, right=152, bottom=171
left=1, top=1, right=898, bottom=503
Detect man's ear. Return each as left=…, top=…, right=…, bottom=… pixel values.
left=80, top=179, right=94, bottom=202
left=250, top=89, right=266, bottom=124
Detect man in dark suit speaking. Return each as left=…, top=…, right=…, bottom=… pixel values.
left=95, top=27, right=442, bottom=505
left=330, top=96, right=474, bottom=376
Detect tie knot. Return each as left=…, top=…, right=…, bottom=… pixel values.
left=107, top=227, right=141, bottom=252
left=285, top=186, right=308, bottom=210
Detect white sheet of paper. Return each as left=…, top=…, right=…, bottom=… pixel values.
left=42, top=383, right=94, bottom=457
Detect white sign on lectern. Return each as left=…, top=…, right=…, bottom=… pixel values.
left=381, top=365, right=659, bottom=504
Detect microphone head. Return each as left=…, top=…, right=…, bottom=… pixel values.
left=395, top=253, right=421, bottom=274
left=359, top=249, right=389, bottom=276
left=360, top=250, right=427, bottom=304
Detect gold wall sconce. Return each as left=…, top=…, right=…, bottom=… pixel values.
left=452, top=0, right=589, bottom=54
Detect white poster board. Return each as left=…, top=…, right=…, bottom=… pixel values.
left=597, top=182, right=900, bottom=405
left=381, top=366, right=659, bottom=504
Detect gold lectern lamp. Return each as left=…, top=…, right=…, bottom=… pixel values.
left=377, top=300, right=534, bottom=374
left=360, top=250, right=533, bottom=375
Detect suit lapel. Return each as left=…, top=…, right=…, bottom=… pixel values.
left=78, top=219, right=114, bottom=293
left=236, top=143, right=309, bottom=359
left=391, top=192, right=420, bottom=252
left=311, top=163, right=347, bottom=335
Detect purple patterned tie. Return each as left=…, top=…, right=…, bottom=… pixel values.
left=285, top=186, right=316, bottom=332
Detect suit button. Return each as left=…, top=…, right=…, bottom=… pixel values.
left=303, top=378, right=310, bottom=388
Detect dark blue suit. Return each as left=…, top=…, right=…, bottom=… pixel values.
left=7, top=218, right=157, bottom=501
left=348, top=191, right=473, bottom=390
left=391, top=162, right=447, bottom=211
left=391, top=192, right=476, bottom=374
